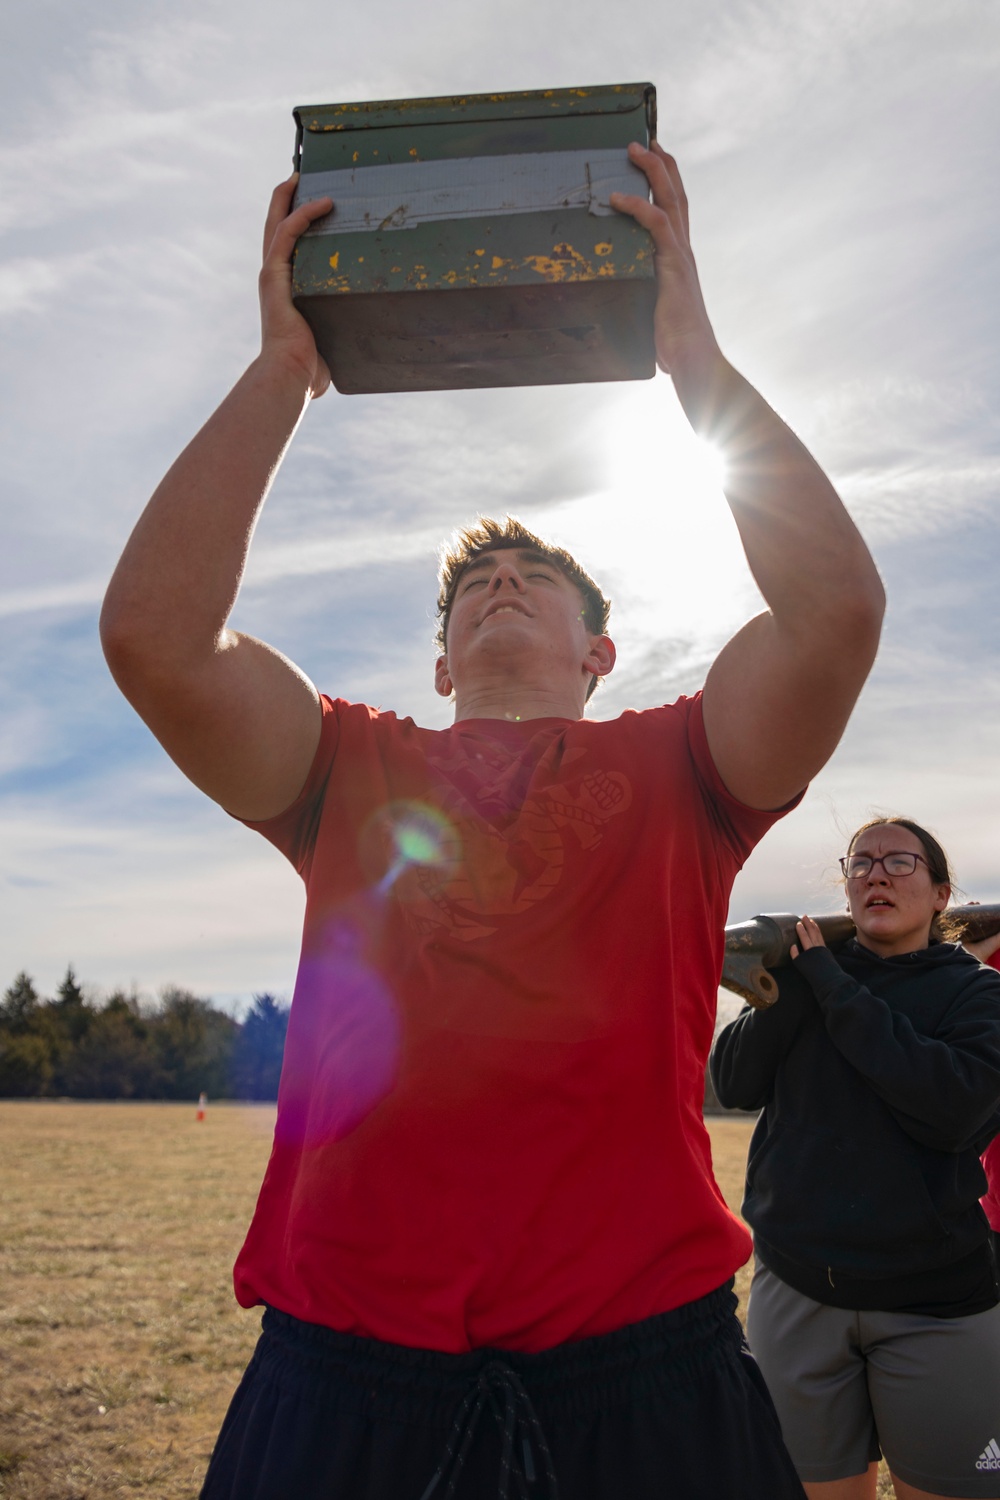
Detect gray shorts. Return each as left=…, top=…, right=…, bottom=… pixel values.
left=745, top=1260, right=1000, bottom=1498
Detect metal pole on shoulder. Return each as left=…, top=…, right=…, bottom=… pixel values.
left=721, top=904, right=1000, bottom=1010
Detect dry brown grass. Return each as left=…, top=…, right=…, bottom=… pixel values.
left=0, top=1103, right=893, bottom=1498
left=0, top=1101, right=273, bottom=1499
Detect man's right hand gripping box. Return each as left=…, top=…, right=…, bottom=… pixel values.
left=291, top=82, right=658, bottom=394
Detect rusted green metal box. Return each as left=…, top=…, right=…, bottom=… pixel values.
left=291, top=83, right=657, bottom=394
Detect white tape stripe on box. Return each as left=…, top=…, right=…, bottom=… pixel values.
left=295, top=148, right=647, bottom=235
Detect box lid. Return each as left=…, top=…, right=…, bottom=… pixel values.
left=295, top=82, right=655, bottom=137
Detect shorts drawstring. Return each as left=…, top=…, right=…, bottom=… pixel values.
left=418, top=1359, right=559, bottom=1500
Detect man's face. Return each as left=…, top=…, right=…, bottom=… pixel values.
left=436, top=548, right=608, bottom=702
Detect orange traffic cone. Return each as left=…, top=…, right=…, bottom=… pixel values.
left=196, top=1091, right=207, bottom=1122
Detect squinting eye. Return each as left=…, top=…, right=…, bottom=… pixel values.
left=462, top=578, right=487, bottom=591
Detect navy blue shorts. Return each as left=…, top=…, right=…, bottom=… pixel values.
left=201, top=1280, right=805, bottom=1499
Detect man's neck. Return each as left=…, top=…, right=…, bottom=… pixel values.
left=452, top=681, right=586, bottom=723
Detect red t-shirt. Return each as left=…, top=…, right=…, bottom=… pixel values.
left=233, top=693, right=797, bottom=1351
left=982, top=1136, right=1000, bottom=1232
left=983, top=952, right=1000, bottom=1231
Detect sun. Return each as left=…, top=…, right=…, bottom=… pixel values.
left=532, top=378, right=760, bottom=648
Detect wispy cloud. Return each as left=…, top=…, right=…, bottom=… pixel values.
left=0, top=578, right=105, bottom=620
left=0, top=257, right=83, bottom=317
left=839, top=460, right=1000, bottom=543
left=245, top=525, right=448, bottom=587
left=0, top=21, right=251, bottom=236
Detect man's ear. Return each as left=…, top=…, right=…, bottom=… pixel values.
left=584, top=635, right=616, bottom=681
left=434, top=656, right=453, bottom=699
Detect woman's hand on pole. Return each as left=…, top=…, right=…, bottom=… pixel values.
left=790, top=915, right=826, bottom=961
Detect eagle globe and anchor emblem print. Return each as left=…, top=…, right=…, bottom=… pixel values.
left=365, top=741, right=633, bottom=943
left=284, top=736, right=635, bottom=1150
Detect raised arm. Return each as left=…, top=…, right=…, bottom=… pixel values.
left=613, top=146, right=885, bottom=810
left=710, top=980, right=815, bottom=1111
left=100, top=178, right=334, bottom=822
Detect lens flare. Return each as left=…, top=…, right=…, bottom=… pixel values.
left=392, top=810, right=447, bottom=870
left=360, top=800, right=459, bottom=894
left=276, top=917, right=401, bottom=1149
left=275, top=804, right=464, bottom=1147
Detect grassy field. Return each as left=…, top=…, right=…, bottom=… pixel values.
left=0, top=1104, right=891, bottom=1498
left=0, top=1102, right=273, bottom=1499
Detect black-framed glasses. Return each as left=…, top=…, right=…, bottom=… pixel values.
left=839, top=852, right=929, bottom=880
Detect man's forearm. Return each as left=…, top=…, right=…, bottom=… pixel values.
left=611, top=144, right=881, bottom=638
left=615, top=145, right=883, bottom=808
left=99, top=179, right=333, bottom=821
left=101, top=353, right=313, bottom=677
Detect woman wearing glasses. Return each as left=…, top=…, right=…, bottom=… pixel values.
left=711, top=816, right=1000, bottom=1500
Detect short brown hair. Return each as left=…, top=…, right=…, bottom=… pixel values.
left=847, top=816, right=955, bottom=939
left=436, top=517, right=611, bottom=698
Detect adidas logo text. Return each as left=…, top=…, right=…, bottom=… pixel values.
left=976, top=1437, right=1000, bottom=1471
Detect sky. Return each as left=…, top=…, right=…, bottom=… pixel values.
left=2, top=0, right=999, bottom=1016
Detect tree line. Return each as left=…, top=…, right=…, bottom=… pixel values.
left=0, top=969, right=289, bottom=1101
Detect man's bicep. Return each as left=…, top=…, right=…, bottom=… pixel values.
left=108, top=629, right=323, bottom=822
left=701, top=609, right=878, bottom=811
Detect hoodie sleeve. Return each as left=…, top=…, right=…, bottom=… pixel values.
left=792, top=946, right=1000, bottom=1151
left=710, top=976, right=816, bottom=1111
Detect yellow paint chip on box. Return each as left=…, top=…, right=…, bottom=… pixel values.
left=290, top=83, right=657, bottom=394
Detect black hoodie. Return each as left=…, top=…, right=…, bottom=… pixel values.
left=711, top=939, right=1000, bottom=1312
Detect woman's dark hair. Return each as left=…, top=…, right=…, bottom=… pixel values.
left=847, top=816, right=956, bottom=940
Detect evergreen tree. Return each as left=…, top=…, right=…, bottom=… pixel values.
left=62, top=991, right=154, bottom=1098
left=152, top=987, right=238, bottom=1099
left=231, top=993, right=289, bottom=1100
left=0, top=1033, right=53, bottom=1096
left=56, top=967, right=85, bottom=1007
left=1, top=972, right=42, bottom=1033
left=54, top=965, right=92, bottom=1046
left=0, top=972, right=66, bottom=1094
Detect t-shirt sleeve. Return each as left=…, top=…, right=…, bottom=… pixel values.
left=238, top=694, right=345, bottom=878
left=982, top=1134, right=1000, bottom=1230
left=684, top=691, right=804, bottom=866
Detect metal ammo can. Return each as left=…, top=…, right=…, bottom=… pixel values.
left=291, top=83, right=657, bottom=394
